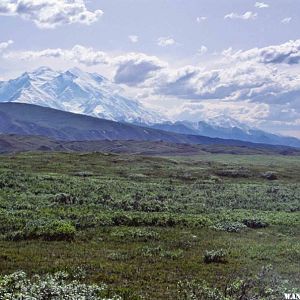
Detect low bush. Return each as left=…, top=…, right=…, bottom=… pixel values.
left=0, top=271, right=120, bottom=299
left=5, top=219, right=76, bottom=241
left=110, top=228, right=159, bottom=241
left=176, top=266, right=286, bottom=300
left=53, top=193, right=78, bottom=205
left=107, top=251, right=134, bottom=261
left=242, top=219, right=269, bottom=229
left=215, top=168, right=251, bottom=178
left=177, top=279, right=225, bottom=300
left=203, top=249, right=227, bottom=264
left=139, top=246, right=184, bottom=259
left=262, top=171, right=278, bottom=180
left=212, top=221, right=247, bottom=233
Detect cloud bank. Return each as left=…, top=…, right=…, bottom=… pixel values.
left=2, top=40, right=300, bottom=135
left=226, top=40, right=300, bottom=65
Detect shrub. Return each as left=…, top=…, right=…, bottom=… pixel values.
left=203, top=249, right=227, bottom=264
left=74, top=171, right=94, bottom=178
left=215, top=168, right=251, bottom=178
left=5, top=220, right=76, bottom=241
left=107, top=251, right=134, bottom=261
left=139, top=246, right=184, bottom=260
left=242, top=219, right=269, bottom=229
left=176, top=266, right=285, bottom=300
left=262, top=171, right=278, bottom=180
left=0, top=271, right=120, bottom=299
left=212, top=221, right=247, bottom=233
left=3, top=230, right=25, bottom=241
left=177, top=280, right=225, bottom=300
left=54, top=193, right=78, bottom=205
left=161, top=249, right=184, bottom=259
left=111, top=228, right=159, bottom=241
left=140, top=246, right=163, bottom=257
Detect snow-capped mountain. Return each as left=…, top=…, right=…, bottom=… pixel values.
left=142, top=119, right=300, bottom=148
left=0, top=67, right=299, bottom=148
left=0, top=67, right=162, bottom=124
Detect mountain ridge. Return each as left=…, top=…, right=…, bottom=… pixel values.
left=1, top=134, right=299, bottom=156
left=0, top=67, right=162, bottom=124
left=140, top=120, right=300, bottom=148
left=1, top=67, right=300, bottom=147
left=1, top=102, right=298, bottom=151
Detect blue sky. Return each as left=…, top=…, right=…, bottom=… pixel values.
left=0, top=0, right=300, bottom=137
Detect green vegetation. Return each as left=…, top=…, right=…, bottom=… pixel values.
left=0, top=270, right=122, bottom=299
left=203, top=249, right=227, bottom=264
left=0, top=151, right=299, bottom=299
left=176, top=266, right=287, bottom=300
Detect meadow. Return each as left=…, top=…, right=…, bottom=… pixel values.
left=0, top=151, right=299, bottom=299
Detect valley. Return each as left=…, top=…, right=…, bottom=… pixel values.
left=0, top=151, right=299, bottom=299
left=1, top=1, right=300, bottom=298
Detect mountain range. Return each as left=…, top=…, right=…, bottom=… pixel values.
left=0, top=67, right=161, bottom=124
left=144, top=120, right=300, bottom=148
left=0, top=67, right=299, bottom=148
left=1, top=102, right=298, bottom=154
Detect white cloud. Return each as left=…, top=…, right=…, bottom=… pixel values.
left=156, top=61, right=300, bottom=133
left=0, top=0, right=103, bottom=29
left=281, top=17, right=292, bottom=24
left=255, top=2, right=269, bottom=9
left=113, top=53, right=167, bottom=86
left=0, top=40, right=13, bottom=53
left=153, top=62, right=279, bottom=101
left=225, top=40, right=300, bottom=65
left=197, top=46, right=208, bottom=56
left=157, top=37, right=176, bottom=47
left=196, top=16, right=207, bottom=23
left=169, top=101, right=270, bottom=127
left=2, top=40, right=300, bottom=136
left=5, top=45, right=109, bottom=65
left=137, top=42, right=300, bottom=133
left=224, top=11, right=257, bottom=20
left=128, top=35, right=139, bottom=43
left=5, top=45, right=166, bottom=85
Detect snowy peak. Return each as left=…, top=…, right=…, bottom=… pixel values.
left=146, top=119, right=300, bottom=148
left=0, top=67, right=162, bottom=124
left=203, top=115, right=250, bottom=130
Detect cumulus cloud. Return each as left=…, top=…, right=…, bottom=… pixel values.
left=0, top=0, right=103, bottom=29
left=224, top=11, right=257, bottom=20
left=281, top=17, right=292, bottom=24
left=255, top=2, right=269, bottom=9
left=5, top=45, right=109, bottom=65
left=5, top=45, right=166, bottom=86
left=133, top=41, right=300, bottom=133
left=157, top=37, right=176, bottom=47
left=155, top=61, right=300, bottom=132
left=2, top=40, right=300, bottom=135
left=128, top=35, right=139, bottom=43
left=0, top=40, right=13, bottom=53
left=153, top=62, right=277, bottom=101
left=227, top=40, right=300, bottom=65
left=113, top=53, right=167, bottom=86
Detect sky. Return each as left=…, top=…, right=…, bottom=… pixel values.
left=0, top=0, right=300, bottom=137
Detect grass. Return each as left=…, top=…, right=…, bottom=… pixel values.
left=0, top=151, right=299, bottom=299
